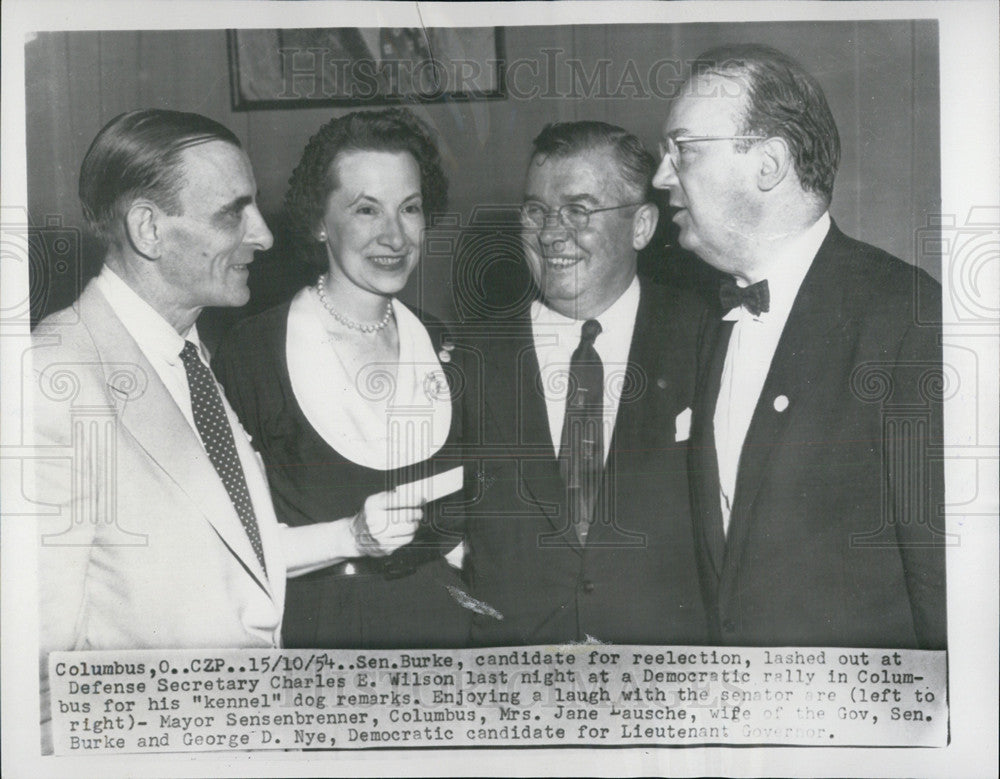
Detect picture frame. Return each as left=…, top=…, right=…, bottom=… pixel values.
left=227, top=27, right=506, bottom=109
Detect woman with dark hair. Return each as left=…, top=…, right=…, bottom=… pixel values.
left=212, top=108, right=469, bottom=648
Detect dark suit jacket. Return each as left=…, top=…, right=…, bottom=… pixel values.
left=689, top=222, right=946, bottom=649
left=459, top=280, right=708, bottom=646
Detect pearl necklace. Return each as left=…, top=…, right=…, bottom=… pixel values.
left=314, top=273, right=394, bottom=333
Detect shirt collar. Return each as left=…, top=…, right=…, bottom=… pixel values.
left=531, top=275, right=641, bottom=342
left=94, top=265, right=202, bottom=365
left=723, top=211, right=830, bottom=323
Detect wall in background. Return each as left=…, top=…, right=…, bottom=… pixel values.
left=25, top=21, right=939, bottom=334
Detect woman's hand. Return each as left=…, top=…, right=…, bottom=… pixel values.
left=351, top=490, right=424, bottom=557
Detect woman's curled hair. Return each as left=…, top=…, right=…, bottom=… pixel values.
left=284, top=107, right=448, bottom=263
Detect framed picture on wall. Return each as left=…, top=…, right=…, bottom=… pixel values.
left=227, top=27, right=505, bottom=109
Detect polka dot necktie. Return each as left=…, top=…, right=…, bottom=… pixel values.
left=179, top=341, right=267, bottom=576
left=559, top=319, right=604, bottom=545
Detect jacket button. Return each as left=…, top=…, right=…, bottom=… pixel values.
left=722, top=619, right=735, bottom=632
left=581, top=580, right=595, bottom=594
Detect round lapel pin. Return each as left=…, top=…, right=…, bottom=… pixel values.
left=773, top=394, right=789, bottom=412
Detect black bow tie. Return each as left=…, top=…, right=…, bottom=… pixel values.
left=719, top=278, right=770, bottom=316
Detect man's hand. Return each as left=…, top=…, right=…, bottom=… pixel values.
left=351, top=490, right=424, bottom=557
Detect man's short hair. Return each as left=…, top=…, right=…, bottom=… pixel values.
left=692, top=44, right=841, bottom=203
left=79, top=109, right=242, bottom=246
left=530, top=121, right=656, bottom=201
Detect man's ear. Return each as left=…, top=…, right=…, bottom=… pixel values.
left=124, top=201, right=163, bottom=259
left=631, top=202, right=659, bottom=251
left=757, top=137, right=793, bottom=192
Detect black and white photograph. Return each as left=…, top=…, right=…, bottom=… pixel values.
left=1, top=1, right=997, bottom=777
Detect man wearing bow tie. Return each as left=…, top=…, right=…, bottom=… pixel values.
left=459, top=121, right=708, bottom=645
left=653, top=45, right=946, bottom=649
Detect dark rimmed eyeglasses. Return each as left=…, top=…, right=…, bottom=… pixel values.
left=520, top=201, right=644, bottom=231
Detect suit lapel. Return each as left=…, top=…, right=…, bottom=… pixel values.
left=690, top=319, right=732, bottom=579
left=723, top=225, right=851, bottom=574
left=586, top=282, right=662, bottom=548
left=601, top=284, right=654, bottom=472
left=79, top=285, right=273, bottom=598
left=480, top=318, right=567, bottom=539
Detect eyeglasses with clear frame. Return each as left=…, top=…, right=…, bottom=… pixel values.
left=658, top=135, right=767, bottom=169
left=519, top=201, right=645, bottom=231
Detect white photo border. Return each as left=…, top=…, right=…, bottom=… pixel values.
left=2, top=1, right=996, bottom=777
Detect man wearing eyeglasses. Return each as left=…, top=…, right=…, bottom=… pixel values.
left=652, top=44, right=945, bottom=649
left=459, top=120, right=708, bottom=645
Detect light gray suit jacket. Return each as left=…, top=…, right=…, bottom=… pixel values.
left=31, top=280, right=286, bottom=655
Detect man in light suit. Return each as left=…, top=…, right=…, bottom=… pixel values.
left=652, top=45, right=946, bottom=648
left=31, top=111, right=420, bottom=675
left=460, top=121, right=708, bottom=645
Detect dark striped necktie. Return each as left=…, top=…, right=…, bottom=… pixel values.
left=560, top=319, right=604, bottom=545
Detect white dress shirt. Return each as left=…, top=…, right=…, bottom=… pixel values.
left=531, top=276, right=641, bottom=461
left=714, top=212, right=831, bottom=535
left=93, top=265, right=208, bottom=440
left=93, top=266, right=364, bottom=578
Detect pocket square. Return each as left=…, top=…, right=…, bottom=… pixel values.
left=675, top=407, right=692, bottom=442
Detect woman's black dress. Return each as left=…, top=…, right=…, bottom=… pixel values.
left=213, top=300, right=470, bottom=648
